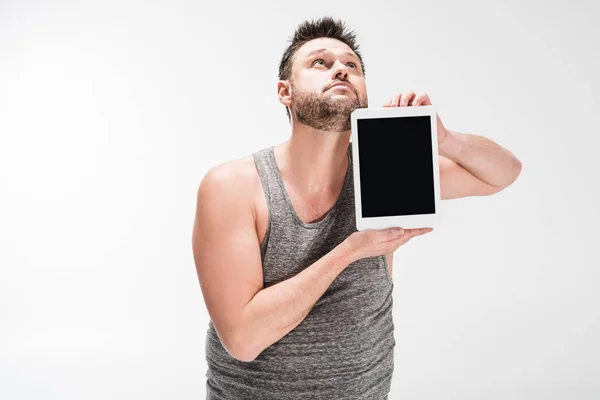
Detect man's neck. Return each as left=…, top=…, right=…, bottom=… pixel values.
left=275, top=123, right=351, bottom=199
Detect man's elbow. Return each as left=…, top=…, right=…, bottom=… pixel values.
left=228, top=346, right=259, bottom=363
left=512, top=157, right=522, bottom=182
left=487, top=157, right=523, bottom=194
left=500, top=157, right=523, bottom=189
left=221, top=329, right=261, bottom=363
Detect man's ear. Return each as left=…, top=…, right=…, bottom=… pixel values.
left=277, top=81, right=292, bottom=107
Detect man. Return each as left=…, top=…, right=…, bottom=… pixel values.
left=192, top=16, right=521, bottom=400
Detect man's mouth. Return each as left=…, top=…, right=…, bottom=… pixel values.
left=329, top=82, right=352, bottom=90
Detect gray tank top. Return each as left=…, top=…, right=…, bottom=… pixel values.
left=205, top=141, right=395, bottom=399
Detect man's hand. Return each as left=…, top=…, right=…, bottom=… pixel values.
left=342, top=227, right=433, bottom=262
left=383, top=90, right=448, bottom=146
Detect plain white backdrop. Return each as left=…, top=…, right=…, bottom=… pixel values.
left=1, top=0, right=599, bottom=399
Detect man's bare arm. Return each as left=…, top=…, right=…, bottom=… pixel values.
left=438, top=130, right=522, bottom=199
left=192, top=162, right=353, bottom=362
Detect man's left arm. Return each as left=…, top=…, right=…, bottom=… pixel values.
left=385, top=91, right=522, bottom=200
left=437, top=129, right=522, bottom=200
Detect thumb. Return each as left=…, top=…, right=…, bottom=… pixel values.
left=387, top=227, right=405, bottom=239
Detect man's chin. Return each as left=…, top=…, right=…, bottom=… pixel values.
left=326, top=98, right=359, bottom=111
left=327, top=92, right=355, bottom=101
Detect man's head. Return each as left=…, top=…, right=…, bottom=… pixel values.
left=277, top=17, right=368, bottom=132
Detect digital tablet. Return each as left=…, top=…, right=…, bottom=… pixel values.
left=350, top=105, right=441, bottom=230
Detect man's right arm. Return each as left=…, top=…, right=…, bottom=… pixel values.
left=192, top=162, right=354, bottom=362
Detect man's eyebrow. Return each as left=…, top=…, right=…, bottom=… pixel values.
left=305, top=48, right=359, bottom=61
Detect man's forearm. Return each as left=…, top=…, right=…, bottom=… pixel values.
left=235, top=244, right=353, bottom=361
left=439, top=129, right=522, bottom=188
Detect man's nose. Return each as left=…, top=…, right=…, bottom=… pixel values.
left=332, top=60, right=349, bottom=80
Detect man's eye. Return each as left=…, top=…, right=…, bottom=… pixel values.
left=312, top=59, right=357, bottom=69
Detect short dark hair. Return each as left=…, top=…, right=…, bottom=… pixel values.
left=278, top=16, right=366, bottom=121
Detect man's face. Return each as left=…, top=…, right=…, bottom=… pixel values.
left=283, top=38, right=368, bottom=132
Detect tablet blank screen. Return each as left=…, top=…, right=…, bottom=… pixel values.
left=357, top=115, right=436, bottom=218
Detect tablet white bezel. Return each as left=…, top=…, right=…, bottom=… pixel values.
left=350, top=105, right=441, bottom=230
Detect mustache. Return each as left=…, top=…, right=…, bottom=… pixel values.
left=324, top=80, right=356, bottom=92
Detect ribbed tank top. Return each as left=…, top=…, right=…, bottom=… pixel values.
left=205, top=141, right=395, bottom=399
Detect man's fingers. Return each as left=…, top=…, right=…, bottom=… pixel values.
left=416, top=228, right=433, bottom=235
left=406, top=227, right=433, bottom=236
left=400, top=90, right=416, bottom=106
left=380, top=227, right=433, bottom=245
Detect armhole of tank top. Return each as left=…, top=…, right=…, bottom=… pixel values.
left=379, top=255, right=393, bottom=285
left=253, top=153, right=272, bottom=262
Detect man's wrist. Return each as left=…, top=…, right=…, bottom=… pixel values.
left=336, top=238, right=357, bottom=267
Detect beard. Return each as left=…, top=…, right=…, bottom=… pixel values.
left=291, top=80, right=368, bottom=132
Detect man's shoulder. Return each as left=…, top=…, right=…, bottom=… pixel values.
left=198, top=153, right=262, bottom=210
left=205, top=154, right=258, bottom=184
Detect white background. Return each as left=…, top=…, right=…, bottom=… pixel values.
left=1, top=0, right=599, bottom=399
